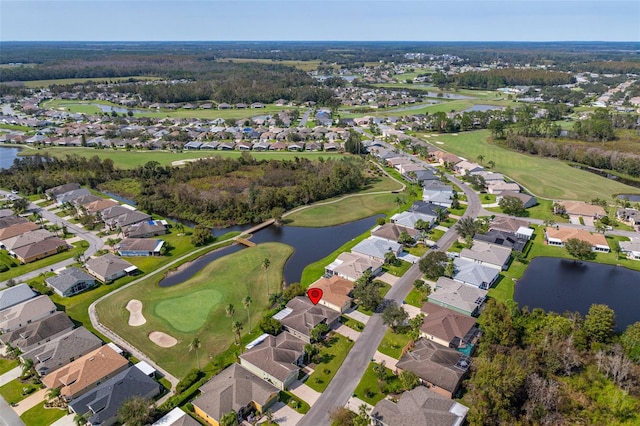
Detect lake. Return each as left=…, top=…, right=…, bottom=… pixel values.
left=618, top=194, right=640, bottom=202
left=0, top=146, right=21, bottom=170
left=514, top=257, right=640, bottom=331
left=159, top=214, right=382, bottom=287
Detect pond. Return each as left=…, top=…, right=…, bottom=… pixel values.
left=159, top=214, right=383, bottom=287
left=618, top=194, right=640, bottom=202
left=0, top=146, right=21, bottom=170
left=514, top=257, right=640, bottom=331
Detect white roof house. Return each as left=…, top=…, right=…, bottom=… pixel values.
left=351, top=237, right=403, bottom=262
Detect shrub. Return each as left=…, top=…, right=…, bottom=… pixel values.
left=175, top=369, right=202, bottom=394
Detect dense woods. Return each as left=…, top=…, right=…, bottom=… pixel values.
left=454, top=69, right=576, bottom=89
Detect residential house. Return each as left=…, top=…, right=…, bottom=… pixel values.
left=85, top=253, right=138, bottom=283
left=617, top=208, right=640, bottom=226
left=2, top=229, right=55, bottom=251
left=428, top=277, right=487, bottom=317
left=371, top=385, right=469, bottom=426
left=0, top=215, right=28, bottom=229
left=486, top=181, right=521, bottom=195
left=45, top=267, right=97, bottom=297
left=100, top=205, right=135, bottom=222
left=239, top=333, right=305, bottom=390
left=324, top=252, right=383, bottom=282
left=21, top=326, right=103, bottom=376
left=410, top=201, right=448, bottom=218
left=152, top=407, right=200, bottom=426
left=83, top=199, right=119, bottom=216
left=0, top=295, right=57, bottom=333
left=308, top=275, right=354, bottom=313
left=432, top=151, right=462, bottom=167
left=398, top=162, right=425, bottom=176
left=351, top=236, right=403, bottom=263
left=459, top=241, right=512, bottom=270
left=69, top=366, right=160, bottom=426
left=122, top=220, right=167, bottom=238
left=496, top=191, right=538, bottom=209
left=473, top=229, right=527, bottom=252
left=276, top=297, right=341, bottom=343
left=390, top=211, right=436, bottom=230
left=45, top=183, right=81, bottom=200
left=42, top=345, right=130, bottom=401
left=116, top=238, right=164, bottom=256
left=411, top=169, right=439, bottom=186
left=184, top=141, right=202, bottom=150
left=452, top=258, right=500, bottom=290
left=0, top=283, right=36, bottom=312
left=423, top=189, right=454, bottom=208
left=372, top=223, right=419, bottom=243
left=620, top=238, right=640, bottom=260
left=12, top=237, right=68, bottom=263
left=0, top=311, right=74, bottom=353
left=72, top=194, right=101, bottom=209
left=420, top=303, right=479, bottom=354
left=105, top=210, right=151, bottom=229
left=192, top=363, right=279, bottom=426
left=0, top=222, right=40, bottom=242
left=554, top=201, right=606, bottom=219
left=396, top=339, right=471, bottom=398
left=454, top=160, right=483, bottom=176
left=489, top=216, right=532, bottom=238
left=56, top=188, right=92, bottom=206
left=544, top=227, right=610, bottom=252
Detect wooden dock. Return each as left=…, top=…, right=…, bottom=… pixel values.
left=236, top=237, right=256, bottom=247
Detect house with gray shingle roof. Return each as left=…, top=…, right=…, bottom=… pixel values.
left=56, top=188, right=92, bottom=206
left=0, top=295, right=57, bottom=333
left=452, top=258, right=499, bottom=290
left=45, top=267, right=97, bottom=297
left=460, top=241, right=511, bottom=270
left=390, top=211, right=436, bottom=230
left=428, top=277, right=487, bottom=317
left=85, top=254, right=137, bottom=283
left=277, top=297, right=341, bottom=343
left=0, top=284, right=36, bottom=312
left=351, top=236, right=403, bottom=262
left=0, top=311, right=74, bottom=353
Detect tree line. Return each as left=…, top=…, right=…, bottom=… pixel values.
left=434, top=69, right=576, bottom=89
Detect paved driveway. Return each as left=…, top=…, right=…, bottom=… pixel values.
left=402, top=303, right=423, bottom=319
left=343, top=307, right=370, bottom=325
left=333, top=324, right=361, bottom=341
left=51, top=415, right=76, bottom=426
left=289, top=380, right=322, bottom=406
left=377, top=272, right=399, bottom=286
left=261, top=402, right=303, bottom=426
left=373, top=350, right=399, bottom=371
left=13, top=388, right=46, bottom=415
left=0, top=367, right=21, bottom=387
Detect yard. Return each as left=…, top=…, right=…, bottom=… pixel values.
left=382, top=259, right=412, bottom=277
left=20, top=401, right=67, bottom=426
left=353, top=362, right=400, bottom=406
left=96, top=242, right=293, bottom=377
left=377, top=329, right=412, bottom=359
left=356, top=282, right=391, bottom=315
left=0, top=379, right=41, bottom=405
left=340, top=315, right=365, bottom=332
left=305, top=333, right=355, bottom=393
left=404, top=288, right=427, bottom=308
left=0, top=357, right=18, bottom=375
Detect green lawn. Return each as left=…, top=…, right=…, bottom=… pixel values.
left=306, top=334, right=355, bottom=393
left=487, top=198, right=569, bottom=223
left=405, top=288, right=427, bottom=308
left=0, top=358, right=18, bottom=375
left=96, top=242, right=292, bottom=377
left=382, top=259, right=412, bottom=277
left=480, top=193, right=497, bottom=204
left=405, top=244, right=428, bottom=257
left=20, top=401, right=67, bottom=426
left=340, top=315, right=365, bottom=332
left=429, top=228, right=445, bottom=242
left=377, top=329, right=412, bottom=359
left=279, top=390, right=311, bottom=414
left=0, top=241, right=89, bottom=282
left=0, top=379, right=40, bottom=405
left=448, top=204, right=468, bottom=216
left=427, top=130, right=640, bottom=201
left=353, top=362, right=400, bottom=406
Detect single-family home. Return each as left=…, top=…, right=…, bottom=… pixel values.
left=396, top=339, right=471, bottom=399
left=428, top=277, right=487, bottom=317
left=69, top=366, right=160, bottom=426
left=397, top=162, right=425, bottom=176
left=372, top=223, right=419, bottom=243
left=85, top=253, right=138, bottom=283
left=0, top=222, right=40, bottom=242
left=454, top=160, right=484, bottom=176
left=617, top=208, right=640, bottom=226
left=409, top=201, right=448, bottom=218
left=390, top=211, right=436, bottom=230
left=72, top=194, right=101, bottom=209
left=3, top=229, right=55, bottom=251
left=486, top=181, right=521, bottom=195
left=554, top=201, right=606, bottom=219
left=276, top=297, right=341, bottom=343
left=116, top=238, right=164, bottom=256
left=452, top=258, right=500, bottom=290
left=100, top=205, right=135, bottom=222
left=239, top=332, right=305, bottom=390
left=152, top=407, right=200, bottom=426
left=371, top=386, right=469, bottom=426
left=620, top=238, right=640, bottom=260
left=12, top=237, right=68, bottom=263
left=308, top=275, right=354, bottom=313
left=410, top=169, right=439, bottom=186
left=0, top=283, right=36, bottom=312
left=184, top=141, right=203, bottom=150
left=21, top=326, right=103, bottom=376
left=324, top=252, right=383, bottom=282
left=420, top=303, right=479, bottom=354
left=192, top=363, right=280, bottom=426
left=0, top=215, right=28, bottom=229
left=489, top=216, right=531, bottom=235
left=496, top=191, right=538, bottom=209
left=473, top=229, right=527, bottom=252
left=105, top=210, right=151, bottom=229
left=460, top=241, right=512, bottom=270
left=0, top=311, right=74, bottom=353
left=83, top=199, right=119, bottom=216
left=423, top=189, right=453, bottom=208
left=45, top=267, right=97, bottom=297
left=122, top=220, right=167, bottom=238
left=432, top=151, right=462, bottom=166
left=0, top=295, right=57, bottom=333
left=46, top=183, right=81, bottom=200
left=544, top=227, right=610, bottom=252
left=351, top=236, right=403, bottom=263
left=56, top=188, right=92, bottom=206
left=42, top=345, right=130, bottom=401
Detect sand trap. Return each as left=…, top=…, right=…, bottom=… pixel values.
left=126, top=299, right=147, bottom=326
left=435, top=141, right=444, bottom=145
left=149, top=331, right=178, bottom=348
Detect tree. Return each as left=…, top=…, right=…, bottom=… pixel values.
left=311, top=322, right=330, bottom=343
left=12, top=197, right=29, bottom=215
left=583, top=303, right=615, bottom=345
left=21, top=358, right=34, bottom=378
left=418, top=251, right=448, bottom=280
left=408, top=313, right=425, bottom=341
left=46, top=387, right=61, bottom=403
left=117, top=396, right=155, bottom=426
left=353, top=272, right=382, bottom=312
left=399, top=370, right=420, bottom=391
left=621, top=322, right=640, bottom=363
left=226, top=303, right=235, bottom=327
left=220, top=410, right=238, bottom=426
left=414, top=219, right=430, bottom=231
left=263, top=258, right=271, bottom=297
left=499, top=195, right=527, bottom=216
left=74, top=413, right=88, bottom=426
left=329, top=407, right=356, bottom=426
left=191, top=224, right=211, bottom=246
left=345, top=131, right=364, bottom=154
left=243, top=296, right=252, bottom=333
left=232, top=321, right=243, bottom=346
left=455, top=217, right=480, bottom=243
left=413, top=279, right=431, bottom=298
left=373, top=360, right=387, bottom=383
left=565, top=238, right=596, bottom=261
left=189, top=337, right=201, bottom=369
left=397, top=231, right=414, bottom=246
left=106, top=238, right=117, bottom=253
left=488, top=119, right=506, bottom=139
left=382, top=302, right=409, bottom=333
left=259, top=317, right=283, bottom=335
left=384, top=251, right=400, bottom=266
left=477, top=154, right=485, bottom=165
left=487, top=160, right=496, bottom=170
left=353, top=404, right=371, bottom=426
left=304, top=343, right=319, bottom=363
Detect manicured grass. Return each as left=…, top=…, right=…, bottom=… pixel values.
left=428, top=130, right=640, bottom=201
left=20, top=146, right=347, bottom=170
left=486, top=198, right=569, bottom=223
left=405, top=244, right=428, bottom=257
left=0, top=358, right=18, bottom=375
left=20, top=401, right=67, bottom=426
left=448, top=204, right=468, bottom=216
left=306, top=334, right=355, bottom=393
left=353, top=362, right=400, bottom=406
left=0, top=241, right=89, bottom=282
left=378, top=329, right=412, bottom=359
left=382, top=259, right=412, bottom=277
left=405, top=288, right=427, bottom=308
left=439, top=218, right=457, bottom=228
left=429, top=228, right=445, bottom=242
left=96, top=242, right=292, bottom=377
left=480, top=193, right=497, bottom=204
left=0, top=379, right=40, bottom=404
left=340, top=315, right=365, bottom=332
left=279, top=390, right=311, bottom=414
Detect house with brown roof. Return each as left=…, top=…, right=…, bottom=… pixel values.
left=308, top=275, right=354, bottom=313
left=420, top=303, right=479, bottom=353
left=432, top=151, right=462, bottom=166
left=83, top=199, right=119, bottom=215
left=489, top=216, right=530, bottom=234
left=371, top=386, right=469, bottom=426
left=396, top=339, right=471, bottom=399
left=12, top=237, right=68, bottom=263
left=372, top=223, right=419, bottom=244
left=85, top=253, right=137, bottom=283
left=2, top=229, right=55, bottom=251
left=192, top=363, right=279, bottom=426
left=0, top=222, right=40, bottom=242
left=0, top=295, right=57, bottom=333
left=239, top=333, right=305, bottom=390
left=324, top=252, right=383, bottom=282
left=42, top=345, right=129, bottom=401
left=276, top=297, right=341, bottom=343
left=554, top=201, right=606, bottom=218
left=544, top=227, right=610, bottom=252
left=0, top=215, right=28, bottom=230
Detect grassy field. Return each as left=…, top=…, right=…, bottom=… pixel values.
left=0, top=241, right=89, bottom=282
left=21, top=76, right=159, bottom=88
left=20, top=402, right=67, bottom=426
left=427, top=130, right=640, bottom=201
left=377, top=329, right=412, bottom=359
left=305, top=333, right=355, bottom=393
left=96, top=242, right=292, bottom=377
left=215, top=58, right=326, bottom=72
left=19, top=146, right=346, bottom=169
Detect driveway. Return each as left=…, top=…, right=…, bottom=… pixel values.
left=343, top=307, right=370, bottom=325
left=402, top=303, right=423, bottom=319
left=377, top=272, right=399, bottom=286
left=260, top=402, right=303, bottom=426
left=51, top=414, right=76, bottom=426
left=333, top=324, right=361, bottom=341
left=373, top=350, right=399, bottom=370
left=13, top=388, right=46, bottom=415
left=569, top=215, right=582, bottom=225
left=289, top=380, right=322, bottom=406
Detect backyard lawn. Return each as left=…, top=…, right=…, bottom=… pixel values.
left=377, top=329, right=412, bottom=359
left=306, top=334, right=355, bottom=393
left=0, top=379, right=40, bottom=405
left=96, top=242, right=293, bottom=377
left=0, top=358, right=18, bottom=375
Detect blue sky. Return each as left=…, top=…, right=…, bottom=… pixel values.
left=1, top=0, right=639, bottom=42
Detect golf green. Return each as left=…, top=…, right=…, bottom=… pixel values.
left=154, top=289, right=223, bottom=333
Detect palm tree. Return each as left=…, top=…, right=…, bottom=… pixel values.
left=189, top=337, right=201, bottom=369
left=487, top=160, right=496, bottom=170
left=21, top=358, right=34, bottom=378
left=74, top=413, right=88, bottom=426
left=226, top=304, right=235, bottom=326
left=46, top=387, right=61, bottom=404
left=232, top=321, right=243, bottom=347
left=106, top=238, right=117, bottom=253
left=262, top=258, right=271, bottom=297
left=243, top=296, right=252, bottom=333
left=476, top=154, right=484, bottom=165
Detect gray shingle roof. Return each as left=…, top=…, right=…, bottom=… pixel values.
left=45, top=267, right=96, bottom=295
left=351, top=236, right=402, bottom=261
left=239, top=333, right=304, bottom=382
left=280, top=297, right=341, bottom=339
left=85, top=254, right=135, bottom=280
left=0, top=284, right=36, bottom=312
left=0, top=311, right=74, bottom=351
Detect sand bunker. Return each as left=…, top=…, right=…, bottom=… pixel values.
left=126, top=299, right=147, bottom=326
left=149, top=331, right=178, bottom=348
